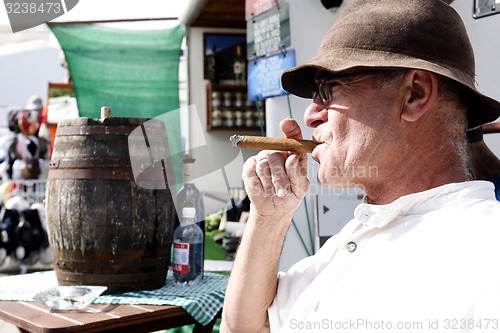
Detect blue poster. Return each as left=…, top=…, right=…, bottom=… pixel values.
left=247, top=49, right=296, bottom=101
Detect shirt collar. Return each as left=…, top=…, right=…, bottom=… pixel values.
left=354, top=181, right=496, bottom=229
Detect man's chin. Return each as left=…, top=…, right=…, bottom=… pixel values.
left=317, top=176, right=361, bottom=189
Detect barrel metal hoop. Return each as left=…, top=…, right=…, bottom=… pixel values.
left=55, top=269, right=167, bottom=284
left=49, top=157, right=131, bottom=169
left=47, top=168, right=133, bottom=180
left=56, top=126, right=135, bottom=136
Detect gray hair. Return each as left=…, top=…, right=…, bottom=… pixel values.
left=374, top=71, right=470, bottom=176
left=436, top=76, right=469, bottom=176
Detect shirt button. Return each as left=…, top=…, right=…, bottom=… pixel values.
left=346, top=242, right=357, bottom=252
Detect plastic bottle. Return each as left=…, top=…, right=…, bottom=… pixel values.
left=175, top=153, right=205, bottom=276
left=172, top=207, right=204, bottom=286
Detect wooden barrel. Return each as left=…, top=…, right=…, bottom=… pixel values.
left=46, top=116, right=176, bottom=294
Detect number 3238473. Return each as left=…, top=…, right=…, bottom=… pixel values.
left=5, top=2, right=62, bottom=14
left=442, top=319, right=498, bottom=330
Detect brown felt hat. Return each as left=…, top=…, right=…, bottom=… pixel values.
left=281, top=0, right=500, bottom=128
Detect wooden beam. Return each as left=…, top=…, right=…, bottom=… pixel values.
left=188, top=0, right=245, bottom=29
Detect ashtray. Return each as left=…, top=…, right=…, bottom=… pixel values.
left=33, top=286, right=107, bottom=310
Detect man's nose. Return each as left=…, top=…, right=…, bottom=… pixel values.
left=304, top=102, right=328, bottom=128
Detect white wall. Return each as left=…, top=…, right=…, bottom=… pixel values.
left=265, top=0, right=500, bottom=271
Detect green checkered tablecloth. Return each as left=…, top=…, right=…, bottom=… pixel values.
left=95, top=271, right=227, bottom=325
left=0, top=270, right=228, bottom=326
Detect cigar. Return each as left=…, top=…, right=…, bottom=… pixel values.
left=230, top=135, right=317, bottom=153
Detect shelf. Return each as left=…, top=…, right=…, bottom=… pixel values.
left=206, top=83, right=265, bottom=133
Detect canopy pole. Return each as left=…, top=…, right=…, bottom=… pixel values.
left=48, top=17, right=178, bottom=26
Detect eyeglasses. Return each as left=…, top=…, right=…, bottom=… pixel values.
left=312, top=70, right=384, bottom=107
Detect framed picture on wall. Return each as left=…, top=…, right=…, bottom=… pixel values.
left=46, top=82, right=79, bottom=149
left=203, top=33, right=246, bottom=82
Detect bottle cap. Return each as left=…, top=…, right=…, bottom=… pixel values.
left=182, top=207, right=196, bottom=219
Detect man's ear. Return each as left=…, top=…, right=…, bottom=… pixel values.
left=400, top=70, right=438, bottom=122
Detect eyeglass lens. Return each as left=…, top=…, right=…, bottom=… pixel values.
left=312, top=80, right=332, bottom=106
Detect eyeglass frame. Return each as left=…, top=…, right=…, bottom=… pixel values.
left=311, top=69, right=391, bottom=108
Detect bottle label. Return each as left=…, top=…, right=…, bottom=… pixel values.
left=173, top=242, right=189, bottom=274
left=234, top=62, right=243, bottom=74
left=183, top=163, right=194, bottom=183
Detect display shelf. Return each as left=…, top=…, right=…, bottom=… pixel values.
left=206, top=83, right=265, bottom=132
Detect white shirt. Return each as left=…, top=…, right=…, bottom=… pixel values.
left=269, top=181, right=500, bottom=333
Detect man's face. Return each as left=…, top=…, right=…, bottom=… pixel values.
left=305, top=70, right=406, bottom=189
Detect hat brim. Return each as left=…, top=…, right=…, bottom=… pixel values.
left=281, top=50, right=500, bottom=128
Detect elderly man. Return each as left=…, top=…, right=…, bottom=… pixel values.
left=221, top=0, right=500, bottom=332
